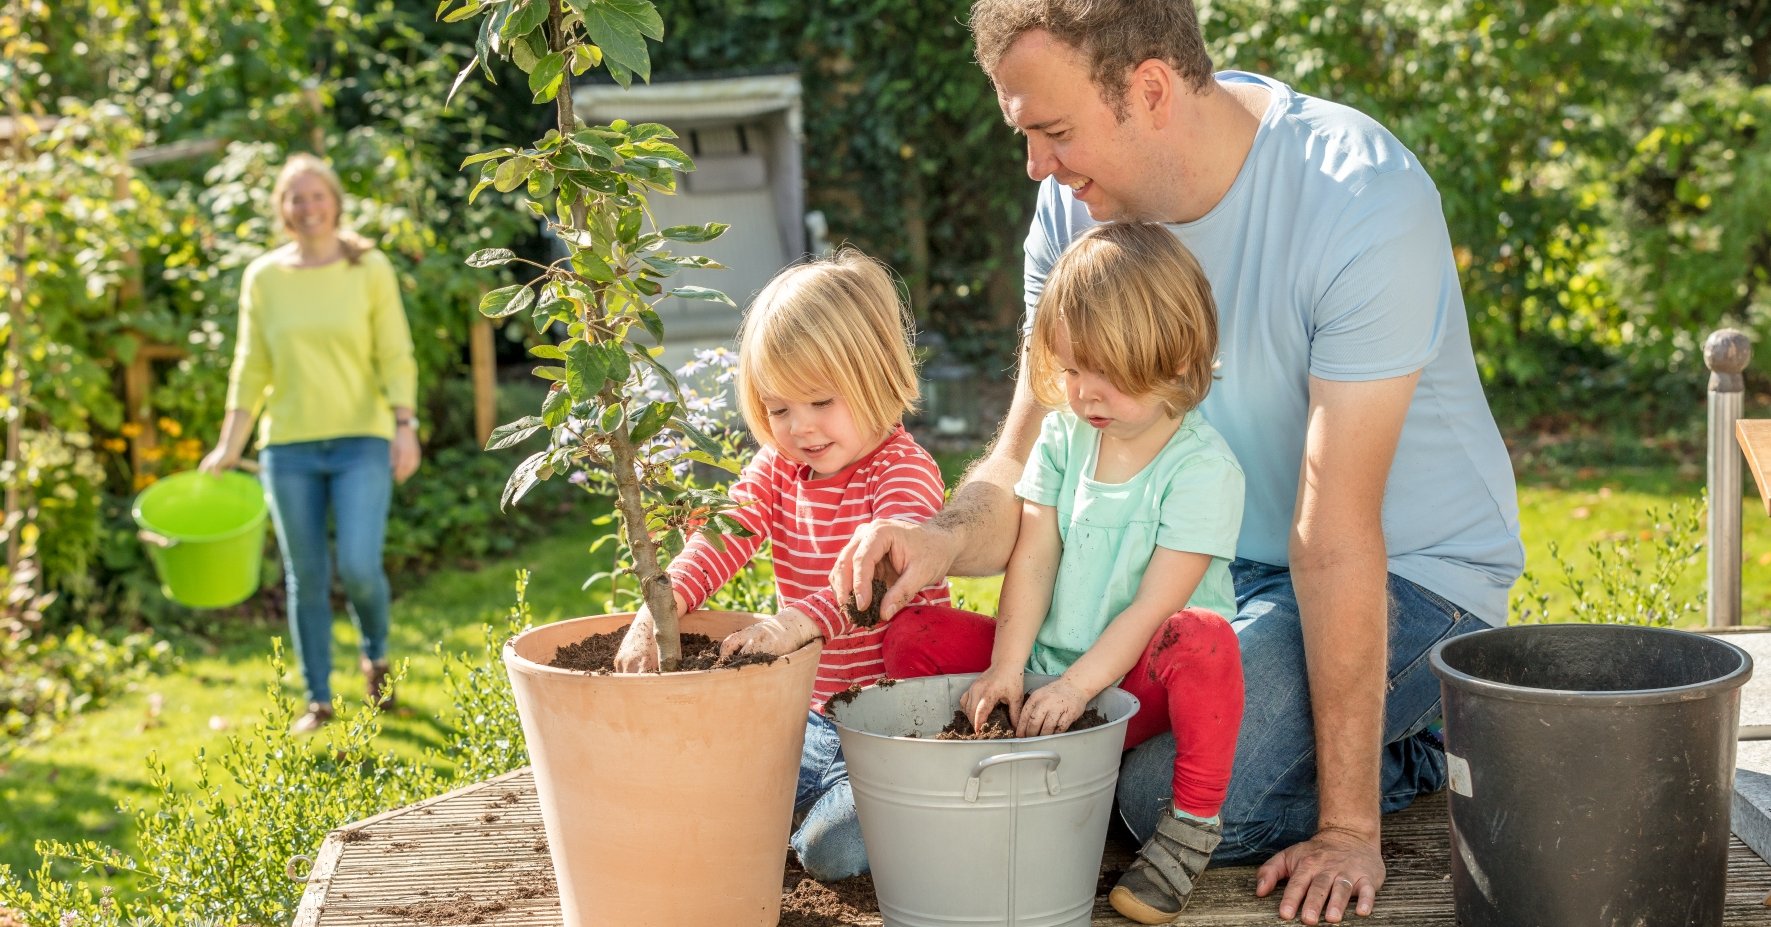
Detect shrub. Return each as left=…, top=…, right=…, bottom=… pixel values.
left=1516, top=498, right=1706, bottom=627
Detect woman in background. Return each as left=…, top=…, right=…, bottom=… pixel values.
left=201, top=153, right=420, bottom=733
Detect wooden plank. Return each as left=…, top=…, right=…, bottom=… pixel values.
left=297, top=768, right=1771, bottom=926
left=1738, top=419, right=1771, bottom=518
left=470, top=318, right=497, bottom=447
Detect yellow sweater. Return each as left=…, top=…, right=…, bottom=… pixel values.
left=224, top=248, right=418, bottom=447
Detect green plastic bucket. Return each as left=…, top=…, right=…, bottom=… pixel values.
left=132, top=470, right=269, bottom=609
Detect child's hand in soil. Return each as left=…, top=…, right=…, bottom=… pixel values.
left=1017, top=676, right=1091, bottom=738
left=613, top=608, right=659, bottom=673
left=960, top=666, right=1024, bottom=733
left=721, top=608, right=822, bottom=658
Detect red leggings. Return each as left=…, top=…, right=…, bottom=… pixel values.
left=883, top=604, right=1244, bottom=819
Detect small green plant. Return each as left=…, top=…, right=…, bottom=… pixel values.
left=444, top=0, right=744, bottom=669
left=1516, top=498, right=1706, bottom=627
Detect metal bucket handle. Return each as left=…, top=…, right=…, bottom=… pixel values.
left=963, top=750, right=1061, bottom=802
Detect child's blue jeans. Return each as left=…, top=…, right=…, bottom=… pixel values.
left=259, top=436, right=392, bottom=706
left=793, top=710, right=868, bottom=880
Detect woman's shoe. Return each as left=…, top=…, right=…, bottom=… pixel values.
left=291, top=702, right=335, bottom=734
left=362, top=657, right=395, bottom=710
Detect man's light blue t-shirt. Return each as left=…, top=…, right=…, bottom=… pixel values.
left=1015, top=410, right=1244, bottom=676
left=1023, top=71, right=1523, bottom=625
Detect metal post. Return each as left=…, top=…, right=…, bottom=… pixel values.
left=1706, top=329, right=1751, bottom=628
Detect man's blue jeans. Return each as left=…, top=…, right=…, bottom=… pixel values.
left=1116, top=559, right=1489, bottom=864
left=259, top=437, right=393, bottom=706
left=793, top=710, right=868, bottom=880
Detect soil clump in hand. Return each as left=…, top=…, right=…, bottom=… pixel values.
left=547, top=624, right=778, bottom=673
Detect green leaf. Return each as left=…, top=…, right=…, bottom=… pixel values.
left=677, top=419, right=725, bottom=458
left=627, top=122, right=676, bottom=142
left=598, top=404, right=626, bottom=433
left=628, top=400, right=676, bottom=444
left=502, top=450, right=551, bottom=510
left=565, top=341, right=607, bottom=400
left=529, top=52, right=566, bottom=103
left=528, top=344, right=567, bottom=360
left=460, top=147, right=517, bottom=170
left=485, top=415, right=545, bottom=451
left=659, top=222, right=728, bottom=243
left=441, top=0, right=484, bottom=23
left=494, top=156, right=536, bottom=193
left=570, top=0, right=653, bottom=83
left=669, top=285, right=734, bottom=306
left=571, top=250, right=616, bottom=283
left=445, top=55, right=480, bottom=109
left=478, top=284, right=535, bottom=318
left=527, top=168, right=556, bottom=199
left=532, top=365, right=566, bottom=382
left=593, top=341, right=631, bottom=384
left=569, top=44, right=602, bottom=75
left=466, top=247, right=517, bottom=268
left=639, top=308, right=665, bottom=342
left=617, top=208, right=642, bottom=244
left=501, top=0, right=549, bottom=39
left=541, top=384, right=572, bottom=426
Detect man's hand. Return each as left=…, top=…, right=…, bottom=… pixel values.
left=832, top=519, right=963, bottom=623
left=720, top=608, right=821, bottom=658
left=1254, top=828, right=1383, bottom=924
left=613, top=607, right=660, bottom=673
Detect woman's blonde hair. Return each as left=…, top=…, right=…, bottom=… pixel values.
left=736, top=249, right=921, bottom=447
left=1027, top=222, right=1218, bottom=416
left=271, top=153, right=373, bottom=264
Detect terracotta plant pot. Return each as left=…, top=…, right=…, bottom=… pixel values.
left=504, top=610, right=823, bottom=926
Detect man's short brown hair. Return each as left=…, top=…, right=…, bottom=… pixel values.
left=970, top=0, right=1214, bottom=117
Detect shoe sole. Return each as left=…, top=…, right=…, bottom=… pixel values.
left=1108, top=885, right=1183, bottom=925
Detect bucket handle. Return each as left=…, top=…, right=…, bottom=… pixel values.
left=963, top=750, right=1062, bottom=802
left=138, top=529, right=176, bottom=549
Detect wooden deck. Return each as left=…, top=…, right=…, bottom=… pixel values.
left=291, top=766, right=1771, bottom=926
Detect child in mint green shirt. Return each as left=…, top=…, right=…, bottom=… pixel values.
left=892, top=223, right=1245, bottom=922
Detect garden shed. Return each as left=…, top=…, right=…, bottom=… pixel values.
left=572, top=72, right=807, bottom=368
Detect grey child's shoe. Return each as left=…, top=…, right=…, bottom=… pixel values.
left=1108, top=801, right=1222, bottom=924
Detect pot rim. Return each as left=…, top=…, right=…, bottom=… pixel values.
left=1429, top=623, right=1753, bottom=707
left=502, top=610, right=823, bottom=680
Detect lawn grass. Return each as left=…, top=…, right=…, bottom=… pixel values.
left=4, top=456, right=1767, bottom=892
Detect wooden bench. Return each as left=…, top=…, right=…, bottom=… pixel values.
left=291, top=766, right=1771, bottom=926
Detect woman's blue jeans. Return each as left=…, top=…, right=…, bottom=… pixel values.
left=1115, top=559, right=1489, bottom=864
left=259, top=437, right=392, bottom=705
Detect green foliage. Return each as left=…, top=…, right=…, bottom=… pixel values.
left=0, top=625, right=170, bottom=756
left=0, top=646, right=434, bottom=926
left=429, top=572, right=536, bottom=785
left=1516, top=498, right=1706, bottom=627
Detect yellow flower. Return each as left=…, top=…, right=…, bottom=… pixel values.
left=141, top=445, right=165, bottom=463
left=134, top=473, right=157, bottom=491
left=103, top=438, right=127, bottom=453
left=157, top=417, right=182, bottom=437
left=176, top=438, right=203, bottom=460
left=120, top=422, right=143, bottom=438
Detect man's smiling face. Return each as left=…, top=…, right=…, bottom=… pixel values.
left=992, top=30, right=1167, bottom=223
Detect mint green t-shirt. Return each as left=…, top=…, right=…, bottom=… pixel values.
left=1015, top=410, right=1245, bottom=676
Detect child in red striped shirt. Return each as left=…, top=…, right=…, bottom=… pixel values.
left=613, top=249, right=966, bottom=880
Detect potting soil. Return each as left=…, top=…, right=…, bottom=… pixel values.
left=547, top=625, right=778, bottom=673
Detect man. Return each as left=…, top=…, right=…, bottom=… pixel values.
left=834, top=1, right=1523, bottom=924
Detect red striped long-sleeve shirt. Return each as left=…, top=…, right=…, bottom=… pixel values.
left=668, top=425, right=951, bottom=709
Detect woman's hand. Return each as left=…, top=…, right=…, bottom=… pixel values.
left=199, top=445, right=241, bottom=476
left=720, top=608, right=821, bottom=659
left=1017, top=676, right=1092, bottom=737
left=391, top=427, right=421, bottom=484
left=613, top=607, right=660, bottom=673
left=960, top=665, right=1025, bottom=732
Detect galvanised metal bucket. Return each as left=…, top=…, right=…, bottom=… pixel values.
left=827, top=673, right=1138, bottom=927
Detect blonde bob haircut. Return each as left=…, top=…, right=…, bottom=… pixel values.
left=270, top=152, right=373, bottom=264
left=1027, top=222, right=1218, bottom=416
left=736, top=249, right=921, bottom=448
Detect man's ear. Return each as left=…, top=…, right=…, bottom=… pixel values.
left=1130, top=58, right=1177, bottom=129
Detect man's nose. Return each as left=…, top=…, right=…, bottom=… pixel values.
left=1026, top=137, right=1056, bottom=182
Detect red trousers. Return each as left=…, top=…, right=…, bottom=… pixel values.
left=883, top=604, right=1244, bottom=819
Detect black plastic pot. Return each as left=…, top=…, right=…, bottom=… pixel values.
left=1430, top=623, right=1751, bottom=927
